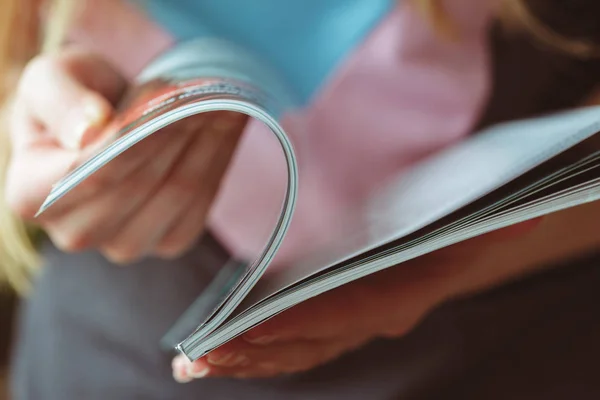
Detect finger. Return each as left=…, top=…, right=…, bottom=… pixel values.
left=153, top=111, right=246, bottom=258
left=242, top=223, right=525, bottom=343
left=447, top=217, right=543, bottom=251
left=98, top=119, right=210, bottom=262
left=172, top=354, right=195, bottom=383
left=5, top=145, right=79, bottom=219
left=241, top=279, right=374, bottom=343
left=352, top=221, right=544, bottom=338
left=420, top=217, right=544, bottom=269
left=17, top=49, right=126, bottom=150
left=43, top=125, right=198, bottom=252
left=9, top=98, right=53, bottom=151
left=242, top=251, right=466, bottom=344
left=6, top=99, right=79, bottom=218
left=483, top=217, right=543, bottom=239
left=99, top=112, right=237, bottom=263
left=209, top=336, right=367, bottom=378
left=41, top=119, right=184, bottom=218
left=103, top=111, right=244, bottom=262
left=175, top=335, right=368, bottom=380
left=207, top=334, right=367, bottom=371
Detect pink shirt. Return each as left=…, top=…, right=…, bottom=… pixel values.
left=71, top=0, right=497, bottom=265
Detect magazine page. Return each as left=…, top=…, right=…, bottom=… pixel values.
left=34, top=39, right=600, bottom=357
left=241, top=106, right=600, bottom=303
left=179, top=131, right=600, bottom=360
left=36, top=38, right=300, bottom=345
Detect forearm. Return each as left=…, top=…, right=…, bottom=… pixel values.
left=453, top=84, right=600, bottom=295
left=452, top=200, right=600, bottom=296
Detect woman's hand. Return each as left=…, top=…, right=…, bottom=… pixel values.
left=172, top=221, right=541, bottom=381
left=6, top=48, right=245, bottom=263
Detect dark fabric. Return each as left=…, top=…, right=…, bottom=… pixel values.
left=477, top=24, right=600, bottom=128
left=418, top=251, right=600, bottom=400
left=0, top=291, right=16, bottom=367
left=10, top=242, right=600, bottom=400
left=10, top=242, right=428, bottom=400
left=10, top=21, right=600, bottom=400
left=439, top=253, right=600, bottom=400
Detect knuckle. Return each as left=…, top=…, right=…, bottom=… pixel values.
left=155, top=244, right=185, bottom=259
left=155, top=235, right=197, bottom=259
left=20, top=54, right=60, bottom=87
left=20, top=56, right=48, bottom=81
left=8, top=106, right=29, bottom=145
left=49, top=230, right=92, bottom=253
left=4, top=189, right=36, bottom=220
left=102, top=245, right=142, bottom=265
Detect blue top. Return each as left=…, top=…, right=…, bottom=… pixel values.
left=141, top=0, right=393, bottom=103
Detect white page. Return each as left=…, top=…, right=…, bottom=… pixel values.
left=249, top=106, right=600, bottom=302
left=182, top=181, right=600, bottom=359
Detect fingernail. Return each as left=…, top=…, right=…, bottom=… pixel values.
left=62, top=120, right=87, bottom=150
left=173, top=369, right=193, bottom=383
left=81, top=98, right=108, bottom=146
left=174, top=354, right=210, bottom=380
left=187, top=363, right=210, bottom=379
left=207, top=352, right=250, bottom=367
left=83, top=97, right=108, bottom=127
left=243, top=335, right=278, bottom=345
left=172, top=355, right=194, bottom=383
left=64, top=98, right=108, bottom=150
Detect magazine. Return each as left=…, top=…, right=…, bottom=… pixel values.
left=37, top=39, right=600, bottom=361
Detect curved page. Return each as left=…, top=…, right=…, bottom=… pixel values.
left=35, top=39, right=299, bottom=349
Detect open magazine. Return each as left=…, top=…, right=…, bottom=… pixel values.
left=37, top=39, right=600, bottom=361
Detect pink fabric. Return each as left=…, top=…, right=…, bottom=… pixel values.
left=69, top=0, right=497, bottom=265
left=210, top=0, right=497, bottom=265
left=68, top=0, right=174, bottom=80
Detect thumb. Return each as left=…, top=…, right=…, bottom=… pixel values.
left=18, top=49, right=127, bottom=150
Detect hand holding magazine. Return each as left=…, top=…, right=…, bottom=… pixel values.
left=37, top=39, right=600, bottom=361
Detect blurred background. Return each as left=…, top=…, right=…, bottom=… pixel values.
left=0, top=288, right=16, bottom=399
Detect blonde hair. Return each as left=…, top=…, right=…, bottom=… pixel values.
left=0, top=0, right=598, bottom=294
left=0, top=0, right=75, bottom=293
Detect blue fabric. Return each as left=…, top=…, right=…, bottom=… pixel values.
left=140, top=0, right=393, bottom=103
